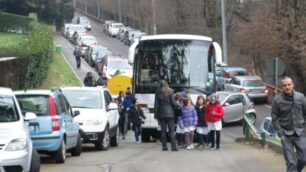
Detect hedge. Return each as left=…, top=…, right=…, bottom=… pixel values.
left=0, top=12, right=33, bottom=33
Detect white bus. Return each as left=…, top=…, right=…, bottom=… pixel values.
left=128, top=34, right=223, bottom=142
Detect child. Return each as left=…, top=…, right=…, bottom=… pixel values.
left=174, top=93, right=185, bottom=147
left=179, top=97, right=198, bottom=150
left=128, top=99, right=146, bottom=143
left=195, top=95, right=208, bottom=149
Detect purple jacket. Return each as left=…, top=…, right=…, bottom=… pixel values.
left=179, top=105, right=198, bottom=128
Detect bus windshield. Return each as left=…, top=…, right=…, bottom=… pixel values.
left=134, top=39, right=214, bottom=94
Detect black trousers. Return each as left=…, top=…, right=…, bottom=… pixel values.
left=75, top=56, right=81, bottom=68
left=160, top=118, right=176, bottom=149
left=281, top=134, right=306, bottom=172
left=208, top=130, right=220, bottom=148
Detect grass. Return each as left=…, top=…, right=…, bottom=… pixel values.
left=0, top=32, right=26, bottom=48
left=39, top=52, right=81, bottom=89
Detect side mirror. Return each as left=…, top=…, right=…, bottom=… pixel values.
left=107, top=102, right=118, bottom=111
left=24, top=112, right=37, bottom=121
left=73, top=110, right=80, bottom=117
left=224, top=102, right=230, bottom=107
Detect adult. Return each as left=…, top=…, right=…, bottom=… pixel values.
left=96, top=72, right=108, bottom=86
left=205, top=95, right=224, bottom=149
left=271, top=76, right=306, bottom=172
left=73, top=46, right=82, bottom=68
left=116, top=91, right=125, bottom=139
left=83, top=72, right=95, bottom=87
left=154, top=80, right=178, bottom=151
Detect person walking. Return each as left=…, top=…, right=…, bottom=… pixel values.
left=154, top=80, right=178, bottom=151
left=121, top=88, right=135, bottom=138
left=128, top=99, right=146, bottom=143
left=116, top=91, right=125, bottom=139
left=73, top=46, right=82, bottom=69
left=179, top=97, right=198, bottom=150
left=205, top=95, right=224, bottom=150
left=195, top=95, right=208, bottom=149
left=271, top=76, right=306, bottom=172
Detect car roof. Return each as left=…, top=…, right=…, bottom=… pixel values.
left=215, top=90, right=245, bottom=95
left=61, top=86, right=107, bottom=92
left=140, top=34, right=212, bottom=42
left=14, top=89, right=53, bottom=96
left=0, top=87, right=14, bottom=96
left=224, top=67, right=246, bottom=71
left=107, top=56, right=127, bottom=61
left=234, top=75, right=261, bottom=80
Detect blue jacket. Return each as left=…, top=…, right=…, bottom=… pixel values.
left=122, top=95, right=134, bottom=110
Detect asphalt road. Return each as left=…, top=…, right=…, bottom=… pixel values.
left=43, top=11, right=292, bottom=172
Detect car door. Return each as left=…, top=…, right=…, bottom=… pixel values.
left=104, top=91, right=118, bottom=129
left=56, top=94, right=74, bottom=148
left=222, top=94, right=244, bottom=123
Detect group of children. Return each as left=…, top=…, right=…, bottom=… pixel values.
left=117, top=89, right=224, bottom=150
left=172, top=91, right=224, bottom=150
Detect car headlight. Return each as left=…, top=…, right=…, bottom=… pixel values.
left=6, top=139, right=28, bottom=151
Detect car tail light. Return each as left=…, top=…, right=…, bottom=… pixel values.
left=248, top=102, right=256, bottom=110
left=264, top=88, right=269, bottom=94
left=240, top=88, right=247, bottom=93
left=49, top=97, right=60, bottom=131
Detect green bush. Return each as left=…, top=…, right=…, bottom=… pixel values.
left=23, top=22, right=54, bottom=89
left=0, top=12, right=33, bottom=33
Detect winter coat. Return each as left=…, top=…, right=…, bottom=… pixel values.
left=179, top=105, right=198, bottom=128
left=204, top=101, right=224, bottom=123
left=195, top=105, right=206, bottom=127
left=154, top=89, right=177, bottom=119
left=122, top=95, right=134, bottom=111
left=84, top=76, right=93, bottom=86
left=128, top=105, right=146, bottom=126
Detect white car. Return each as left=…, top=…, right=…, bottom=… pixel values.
left=108, top=23, right=124, bottom=37
left=0, top=87, right=40, bottom=172
left=61, top=87, right=120, bottom=150
left=103, top=56, right=133, bottom=79
left=76, top=16, right=92, bottom=31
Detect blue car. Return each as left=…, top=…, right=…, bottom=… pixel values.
left=15, top=89, right=82, bottom=163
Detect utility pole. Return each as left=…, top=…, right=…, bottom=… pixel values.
left=97, top=0, right=100, bottom=19
left=118, top=0, right=122, bottom=22
left=152, top=0, right=157, bottom=35
left=221, top=0, right=228, bottom=64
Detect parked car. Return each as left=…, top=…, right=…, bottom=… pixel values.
left=0, top=87, right=40, bottom=172
left=61, top=87, right=120, bottom=150
left=77, top=35, right=98, bottom=57
left=14, top=89, right=82, bottom=163
left=213, top=91, right=257, bottom=124
left=84, top=45, right=108, bottom=67
left=103, top=56, right=133, bottom=79
left=103, top=20, right=115, bottom=34
left=216, top=67, right=248, bottom=90
left=124, top=30, right=142, bottom=46
left=224, top=75, right=269, bottom=104
left=76, top=16, right=92, bottom=31
left=260, top=117, right=276, bottom=137
left=215, top=63, right=228, bottom=77
left=119, top=27, right=134, bottom=42
left=62, top=23, right=72, bottom=38
left=66, top=24, right=87, bottom=42
left=130, top=31, right=146, bottom=45
left=108, top=23, right=124, bottom=37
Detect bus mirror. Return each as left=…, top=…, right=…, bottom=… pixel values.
left=213, top=42, right=222, bottom=65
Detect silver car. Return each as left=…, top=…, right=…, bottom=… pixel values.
left=213, top=91, right=256, bottom=124
left=224, top=75, right=268, bottom=104
left=0, top=87, right=40, bottom=172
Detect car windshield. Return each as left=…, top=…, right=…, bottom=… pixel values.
left=79, top=17, right=89, bottom=24
left=229, top=70, right=247, bottom=77
left=16, top=95, right=49, bottom=116
left=108, top=60, right=130, bottom=70
left=97, top=51, right=112, bottom=60
left=0, top=95, right=19, bottom=122
left=113, top=24, right=123, bottom=28
left=243, top=79, right=264, bottom=87
left=62, top=90, right=103, bottom=109
left=93, top=47, right=107, bottom=54
left=215, top=93, right=229, bottom=102
left=70, top=26, right=86, bottom=32
left=82, top=37, right=95, bottom=42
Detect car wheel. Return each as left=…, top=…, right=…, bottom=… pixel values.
left=54, top=139, right=66, bottom=163
left=246, top=113, right=256, bottom=125
left=95, top=127, right=110, bottom=150
left=30, top=149, right=40, bottom=172
left=70, top=133, right=82, bottom=156
left=141, top=131, right=150, bottom=142
left=110, top=126, right=119, bottom=147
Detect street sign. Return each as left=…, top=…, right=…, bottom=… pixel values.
left=266, top=57, right=285, bottom=76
